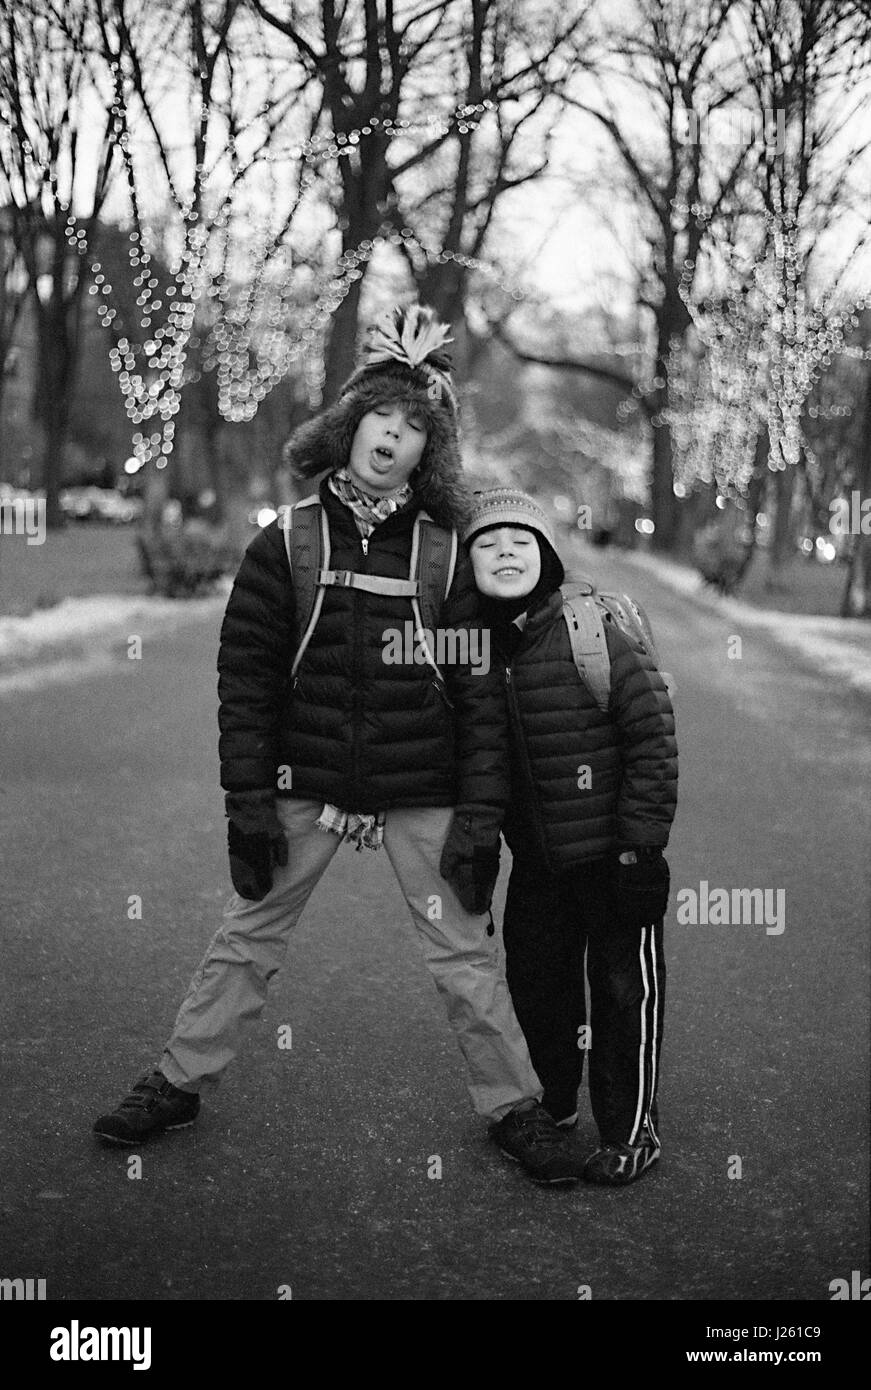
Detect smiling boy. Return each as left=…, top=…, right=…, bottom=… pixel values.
left=465, top=488, right=678, bottom=1185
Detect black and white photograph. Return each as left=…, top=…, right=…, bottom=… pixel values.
left=1, top=0, right=868, bottom=1347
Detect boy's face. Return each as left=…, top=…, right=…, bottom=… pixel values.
left=469, top=526, right=541, bottom=600
left=347, top=401, right=428, bottom=495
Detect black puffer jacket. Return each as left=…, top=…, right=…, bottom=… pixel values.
left=217, top=479, right=507, bottom=812
left=496, top=590, right=678, bottom=868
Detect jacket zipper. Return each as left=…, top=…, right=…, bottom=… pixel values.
left=350, top=528, right=369, bottom=801
left=505, top=663, right=553, bottom=869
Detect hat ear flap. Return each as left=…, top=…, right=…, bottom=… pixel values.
left=283, top=397, right=362, bottom=479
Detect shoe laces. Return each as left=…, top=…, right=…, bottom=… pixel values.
left=513, top=1105, right=566, bottom=1150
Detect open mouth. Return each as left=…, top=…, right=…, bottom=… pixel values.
left=494, top=566, right=522, bottom=576
left=372, top=446, right=394, bottom=464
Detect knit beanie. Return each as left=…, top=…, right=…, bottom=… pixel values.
left=464, top=487, right=565, bottom=622
left=283, top=303, right=470, bottom=530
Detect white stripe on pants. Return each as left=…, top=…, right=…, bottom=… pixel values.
left=160, top=797, right=542, bottom=1121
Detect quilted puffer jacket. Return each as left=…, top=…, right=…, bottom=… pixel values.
left=495, top=590, right=678, bottom=868
left=217, top=479, right=508, bottom=813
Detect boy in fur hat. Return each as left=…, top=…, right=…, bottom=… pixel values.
left=465, top=488, right=678, bottom=1185
left=94, top=307, right=586, bottom=1186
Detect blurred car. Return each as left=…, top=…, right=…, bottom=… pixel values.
left=60, top=487, right=143, bottom=524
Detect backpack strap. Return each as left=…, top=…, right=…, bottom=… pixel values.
left=409, top=511, right=458, bottom=687
left=315, top=570, right=419, bottom=597
left=563, top=595, right=611, bottom=712
left=282, top=498, right=458, bottom=688
left=282, top=496, right=330, bottom=683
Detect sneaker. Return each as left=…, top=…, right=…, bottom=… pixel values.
left=583, top=1126, right=660, bottom=1186
left=93, top=1071, right=200, bottom=1146
left=489, top=1101, right=585, bottom=1186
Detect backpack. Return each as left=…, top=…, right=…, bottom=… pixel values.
left=280, top=495, right=459, bottom=688
left=561, top=579, right=675, bottom=711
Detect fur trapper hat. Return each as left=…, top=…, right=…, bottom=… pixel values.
left=283, top=303, right=471, bottom=530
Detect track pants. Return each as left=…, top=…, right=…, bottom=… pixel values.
left=503, top=855, right=665, bottom=1144
left=159, top=798, right=542, bottom=1121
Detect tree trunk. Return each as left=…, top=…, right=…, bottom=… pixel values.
left=205, top=435, right=228, bottom=525
left=649, top=307, right=681, bottom=551
left=841, top=533, right=871, bottom=617
left=764, top=463, right=796, bottom=591
left=650, top=404, right=678, bottom=550
left=322, top=273, right=364, bottom=404
left=321, top=131, right=393, bottom=404
left=34, top=290, right=82, bottom=531
left=35, top=317, right=71, bottom=529
left=194, top=362, right=227, bottom=524
left=142, top=463, right=170, bottom=534
left=840, top=365, right=871, bottom=618
left=673, top=484, right=707, bottom=558
left=40, top=408, right=68, bottom=530
left=419, top=259, right=467, bottom=333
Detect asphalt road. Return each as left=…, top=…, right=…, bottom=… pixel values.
left=1, top=544, right=868, bottom=1301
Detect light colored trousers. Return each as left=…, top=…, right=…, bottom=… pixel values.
left=160, top=797, right=542, bottom=1121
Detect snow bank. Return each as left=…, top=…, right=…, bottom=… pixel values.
left=0, top=585, right=230, bottom=695
left=620, top=549, right=871, bottom=699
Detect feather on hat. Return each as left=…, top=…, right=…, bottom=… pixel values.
left=340, top=303, right=458, bottom=411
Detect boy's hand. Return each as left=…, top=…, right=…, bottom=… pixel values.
left=226, top=790, right=288, bottom=901
left=440, top=807, right=502, bottom=915
left=614, top=847, right=670, bottom=927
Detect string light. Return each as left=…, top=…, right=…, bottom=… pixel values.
left=212, top=223, right=529, bottom=424
left=8, top=84, right=520, bottom=467
left=665, top=206, right=868, bottom=498
left=280, top=101, right=496, bottom=165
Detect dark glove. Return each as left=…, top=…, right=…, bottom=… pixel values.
left=440, top=807, right=502, bottom=915
left=614, top=847, right=670, bottom=927
left=225, top=790, right=288, bottom=902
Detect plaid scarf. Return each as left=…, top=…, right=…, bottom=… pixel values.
left=328, top=466, right=414, bottom=538
left=316, top=805, right=387, bottom=852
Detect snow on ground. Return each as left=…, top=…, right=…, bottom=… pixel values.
left=620, top=548, right=871, bottom=699
left=0, top=585, right=230, bottom=696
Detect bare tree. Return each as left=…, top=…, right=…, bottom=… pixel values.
left=249, top=0, right=460, bottom=396
left=90, top=0, right=311, bottom=521
left=388, top=1, right=590, bottom=355
left=485, top=0, right=757, bottom=550
left=250, top=0, right=589, bottom=396
left=740, top=0, right=871, bottom=588
left=0, top=0, right=117, bottom=526
left=669, top=0, right=871, bottom=586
